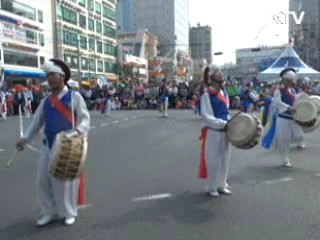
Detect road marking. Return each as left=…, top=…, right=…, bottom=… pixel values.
left=112, top=120, right=119, bottom=124
left=262, top=177, right=294, bottom=185
left=315, top=173, right=320, bottom=177
left=0, top=149, right=4, bottom=152
left=123, top=118, right=128, bottom=121
left=132, top=193, right=172, bottom=202
left=100, top=123, right=108, bottom=127
left=131, top=116, right=137, bottom=119
left=90, top=126, right=96, bottom=129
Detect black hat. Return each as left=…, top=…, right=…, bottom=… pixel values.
left=49, top=58, right=71, bottom=83
left=280, top=68, right=296, bottom=78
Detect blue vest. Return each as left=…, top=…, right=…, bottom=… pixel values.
left=242, top=90, right=254, bottom=111
left=44, top=91, right=73, bottom=149
left=208, top=90, right=230, bottom=121
left=280, top=88, right=295, bottom=116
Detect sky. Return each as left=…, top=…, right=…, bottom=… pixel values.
left=189, top=0, right=289, bottom=65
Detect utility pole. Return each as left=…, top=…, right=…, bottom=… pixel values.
left=77, top=35, right=81, bottom=81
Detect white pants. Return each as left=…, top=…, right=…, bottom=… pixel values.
left=104, top=99, right=112, bottom=115
left=37, top=145, right=80, bottom=218
left=274, top=117, right=304, bottom=163
left=206, top=130, right=231, bottom=191
left=0, top=103, right=6, bottom=120
left=161, top=97, right=168, bottom=116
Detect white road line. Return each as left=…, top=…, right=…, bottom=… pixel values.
left=112, top=120, right=119, bottom=124
left=315, top=173, right=320, bottom=177
left=78, top=203, right=93, bottom=210
left=131, top=116, right=137, bottom=119
left=0, top=149, right=4, bottom=152
left=262, top=177, right=294, bottom=185
left=132, top=193, right=172, bottom=202
left=90, top=126, right=96, bottom=129
left=123, top=118, right=129, bottom=121
left=100, top=123, right=108, bottom=127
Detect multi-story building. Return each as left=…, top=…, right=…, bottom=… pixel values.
left=53, top=0, right=118, bottom=81
left=117, top=0, right=191, bottom=82
left=289, top=0, right=320, bottom=70
left=235, top=45, right=286, bottom=79
left=190, top=23, right=212, bottom=64
left=0, top=0, right=53, bottom=86
left=116, top=0, right=134, bottom=33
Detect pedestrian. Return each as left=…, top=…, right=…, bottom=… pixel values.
left=16, top=59, right=90, bottom=226
left=159, top=78, right=169, bottom=117
left=199, top=64, right=232, bottom=198
left=272, top=68, right=305, bottom=168
left=240, top=82, right=259, bottom=113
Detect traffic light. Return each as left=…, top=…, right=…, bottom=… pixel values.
left=213, top=52, right=223, bottom=55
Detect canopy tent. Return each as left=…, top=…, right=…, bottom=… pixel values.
left=258, top=45, right=320, bottom=81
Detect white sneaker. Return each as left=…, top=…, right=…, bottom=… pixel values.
left=64, top=217, right=76, bottom=226
left=36, top=215, right=56, bottom=226
left=218, top=188, right=232, bottom=195
left=282, top=162, right=293, bottom=168
left=296, top=144, right=306, bottom=149
left=208, top=191, right=220, bottom=197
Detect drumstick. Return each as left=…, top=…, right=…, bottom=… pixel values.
left=228, top=111, right=242, bottom=124
left=19, top=104, right=39, bottom=154
left=5, top=150, right=20, bottom=168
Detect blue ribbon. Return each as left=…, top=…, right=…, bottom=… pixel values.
left=261, top=112, right=278, bottom=149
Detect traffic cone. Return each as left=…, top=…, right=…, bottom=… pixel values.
left=78, top=173, right=86, bottom=206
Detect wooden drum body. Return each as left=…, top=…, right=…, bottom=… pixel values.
left=49, top=130, right=88, bottom=180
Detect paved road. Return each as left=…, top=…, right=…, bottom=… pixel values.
left=1, top=110, right=320, bottom=240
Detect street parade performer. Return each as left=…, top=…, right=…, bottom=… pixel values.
left=241, top=81, right=259, bottom=113
left=199, top=64, right=232, bottom=197
left=261, top=68, right=305, bottom=168
left=16, top=59, right=90, bottom=226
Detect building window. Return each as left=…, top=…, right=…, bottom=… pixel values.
left=89, top=59, right=96, bottom=70
left=26, top=30, right=37, bottom=44
left=80, top=36, right=87, bottom=49
left=103, top=43, right=116, bottom=56
left=103, top=23, right=116, bottom=38
left=1, top=0, right=36, bottom=20
left=79, top=15, right=86, bottom=29
left=81, top=57, right=89, bottom=70
left=64, top=54, right=79, bottom=69
left=97, top=41, right=103, bottom=53
left=89, top=38, right=95, bottom=51
left=102, top=4, right=116, bottom=20
left=61, top=6, right=77, bottom=25
left=78, top=0, right=86, bottom=7
left=39, top=33, right=44, bottom=46
left=104, top=61, right=116, bottom=73
left=95, top=2, right=101, bottom=14
left=63, top=30, right=78, bottom=47
left=87, top=0, right=94, bottom=11
left=40, top=56, right=45, bottom=65
left=4, top=50, right=38, bottom=67
left=37, top=10, right=43, bottom=23
left=96, top=21, right=102, bottom=33
left=98, top=60, right=104, bottom=72
left=88, top=18, right=95, bottom=31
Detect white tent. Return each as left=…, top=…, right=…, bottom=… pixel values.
left=258, top=45, right=320, bottom=81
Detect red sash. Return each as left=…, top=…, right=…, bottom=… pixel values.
left=199, top=127, right=209, bottom=179
left=49, top=95, right=74, bottom=124
left=208, top=89, right=229, bottom=106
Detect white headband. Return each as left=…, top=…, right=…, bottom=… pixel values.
left=282, top=70, right=296, bottom=80
left=209, top=64, right=221, bottom=76
left=41, top=61, right=64, bottom=74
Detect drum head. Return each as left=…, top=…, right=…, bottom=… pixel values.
left=294, top=99, right=317, bottom=122
left=227, top=113, right=257, bottom=146
left=308, top=95, right=320, bottom=113
left=301, top=117, right=320, bottom=133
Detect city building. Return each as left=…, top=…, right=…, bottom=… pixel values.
left=53, top=0, right=118, bottom=81
left=0, top=0, right=53, bottom=86
left=117, top=29, right=159, bottom=81
left=235, top=45, right=286, bottom=79
left=117, top=0, right=191, bottom=82
left=116, top=0, right=134, bottom=33
left=289, top=0, right=320, bottom=70
left=190, top=23, right=212, bottom=64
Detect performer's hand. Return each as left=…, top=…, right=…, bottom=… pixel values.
left=223, top=123, right=228, bottom=131
left=288, top=107, right=296, bottom=114
left=16, top=139, right=27, bottom=151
